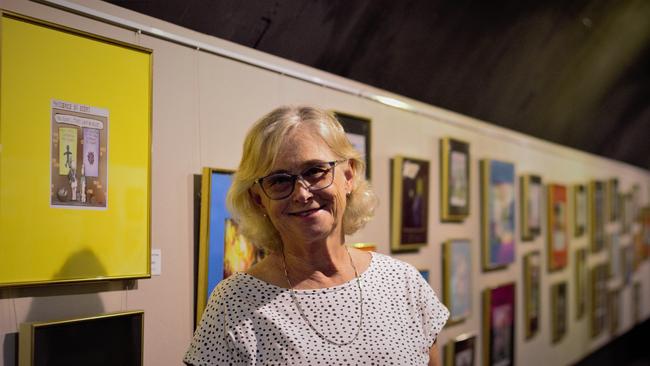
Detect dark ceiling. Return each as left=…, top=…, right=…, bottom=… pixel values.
left=105, top=0, right=650, bottom=170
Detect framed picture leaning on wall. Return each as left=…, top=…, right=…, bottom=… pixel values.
left=523, top=251, right=541, bottom=339
left=444, top=333, right=476, bottom=366
left=483, top=282, right=516, bottom=366
left=551, top=282, right=568, bottom=344
left=573, top=184, right=587, bottom=237
left=443, top=239, right=472, bottom=324
left=548, top=184, right=569, bottom=272
left=391, top=156, right=430, bottom=252
left=440, top=138, right=470, bottom=222
left=480, top=159, right=516, bottom=270
left=334, top=111, right=372, bottom=180
left=520, top=174, right=542, bottom=241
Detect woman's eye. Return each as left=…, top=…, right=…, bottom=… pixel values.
left=303, top=166, right=327, bottom=178
left=267, top=175, right=292, bottom=187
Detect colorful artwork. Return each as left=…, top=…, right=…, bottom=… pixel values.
left=574, top=184, right=587, bottom=237
left=523, top=251, right=541, bottom=339
left=483, top=283, right=515, bottom=366
left=445, top=334, right=476, bottom=366
left=520, top=175, right=542, bottom=241
left=441, top=138, right=470, bottom=222
left=391, top=156, right=429, bottom=252
left=443, top=239, right=472, bottom=323
left=548, top=184, right=568, bottom=271
left=223, top=218, right=264, bottom=278
left=551, top=282, right=568, bottom=343
left=481, top=160, right=515, bottom=270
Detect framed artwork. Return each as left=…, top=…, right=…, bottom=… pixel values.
left=608, top=287, right=621, bottom=335
left=575, top=248, right=588, bottom=320
left=443, top=239, right=472, bottom=324
left=523, top=251, right=541, bottom=339
left=334, top=111, right=371, bottom=179
left=440, top=138, right=470, bottom=222
left=622, top=245, right=634, bottom=285
left=391, top=156, right=430, bottom=252
left=608, top=234, right=621, bottom=279
left=573, top=184, right=587, bottom=237
left=520, top=174, right=542, bottom=241
left=590, top=263, right=608, bottom=338
left=445, top=333, right=476, bottom=366
left=589, top=181, right=607, bottom=253
left=0, top=14, right=152, bottom=287
left=349, top=243, right=376, bottom=252
left=633, top=282, right=641, bottom=324
left=483, top=283, right=515, bottom=366
left=551, top=282, right=568, bottom=343
left=608, top=178, right=619, bottom=222
left=196, top=168, right=264, bottom=325
left=547, top=184, right=569, bottom=271
left=480, top=160, right=516, bottom=270
left=641, top=207, right=650, bottom=260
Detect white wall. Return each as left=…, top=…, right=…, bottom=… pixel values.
left=0, top=1, right=649, bottom=365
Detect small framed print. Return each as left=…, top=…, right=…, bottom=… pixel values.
left=391, top=156, right=430, bottom=252
left=548, top=184, right=569, bottom=271
left=608, top=234, right=621, bottom=279
left=445, top=333, right=476, bottom=366
left=480, top=160, right=516, bottom=270
left=334, top=111, right=372, bottom=179
left=349, top=243, right=376, bottom=252
left=590, top=263, right=608, bottom=338
left=575, top=248, right=588, bottom=320
left=483, top=283, right=515, bottom=366
left=520, top=174, right=542, bottom=241
left=523, top=251, right=541, bottom=339
left=608, top=178, right=619, bottom=222
left=440, top=138, right=470, bottom=222
left=573, top=184, right=587, bottom=237
left=551, top=282, right=568, bottom=343
left=589, top=181, right=607, bottom=253
left=608, top=287, right=621, bottom=335
left=443, top=239, right=472, bottom=324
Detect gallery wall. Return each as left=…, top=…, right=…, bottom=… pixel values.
left=0, top=0, right=649, bottom=365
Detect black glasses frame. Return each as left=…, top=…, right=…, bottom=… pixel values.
left=255, top=160, right=346, bottom=200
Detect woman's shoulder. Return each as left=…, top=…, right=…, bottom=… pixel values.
left=371, top=251, right=420, bottom=273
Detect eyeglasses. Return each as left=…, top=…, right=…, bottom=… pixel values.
left=255, top=160, right=346, bottom=200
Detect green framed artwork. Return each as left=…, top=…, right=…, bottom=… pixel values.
left=520, top=174, right=542, bottom=241
left=391, top=156, right=429, bottom=252
left=0, top=13, right=152, bottom=287
left=440, top=138, right=470, bottom=222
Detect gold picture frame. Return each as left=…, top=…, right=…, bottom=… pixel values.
left=482, top=282, right=515, bottom=366
left=333, top=111, right=372, bottom=180
left=575, top=248, right=588, bottom=320
left=573, top=184, right=587, bottom=237
left=444, top=333, right=476, bottom=366
left=523, top=251, right=541, bottom=339
left=589, top=181, right=607, bottom=253
left=442, top=239, right=472, bottom=324
left=391, top=156, right=430, bottom=252
left=440, top=137, right=470, bottom=222
left=551, top=282, right=568, bottom=343
left=547, top=184, right=569, bottom=272
left=520, top=174, right=542, bottom=241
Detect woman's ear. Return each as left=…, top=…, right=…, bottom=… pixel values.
left=248, top=187, right=266, bottom=211
left=344, top=160, right=356, bottom=192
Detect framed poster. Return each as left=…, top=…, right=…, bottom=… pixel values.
left=573, top=184, right=587, bottom=237
left=0, top=14, right=151, bottom=287
left=391, top=156, right=429, bottom=252
left=608, top=178, right=619, bottom=222
left=608, top=287, right=621, bottom=335
left=440, top=138, right=470, bottom=222
left=590, top=263, right=608, bottom=338
left=196, top=168, right=264, bottom=325
left=523, top=251, right=541, bottom=339
left=575, top=248, right=588, bottom=320
left=551, top=282, right=568, bottom=343
left=480, top=160, right=515, bottom=270
left=547, top=184, right=569, bottom=271
left=334, top=111, right=371, bottom=179
left=520, top=174, right=542, bottom=241
left=445, top=333, right=476, bottom=366
left=483, top=283, right=515, bottom=366
left=443, top=239, right=472, bottom=324
left=589, top=181, right=606, bottom=253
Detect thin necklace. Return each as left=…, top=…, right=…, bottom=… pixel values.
left=281, top=246, right=364, bottom=346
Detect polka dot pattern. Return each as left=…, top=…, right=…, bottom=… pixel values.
left=184, top=252, right=449, bottom=365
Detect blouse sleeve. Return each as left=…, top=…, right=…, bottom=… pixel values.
left=416, top=272, right=450, bottom=347
left=183, top=283, right=248, bottom=366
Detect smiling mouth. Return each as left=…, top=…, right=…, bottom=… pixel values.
left=288, top=206, right=325, bottom=217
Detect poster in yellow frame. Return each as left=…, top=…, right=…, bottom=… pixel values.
left=0, top=14, right=152, bottom=286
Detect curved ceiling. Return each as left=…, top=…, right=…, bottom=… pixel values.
left=105, top=0, right=650, bottom=170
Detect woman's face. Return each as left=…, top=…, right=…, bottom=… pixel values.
left=251, top=125, right=354, bottom=246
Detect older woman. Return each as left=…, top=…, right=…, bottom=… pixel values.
left=184, top=106, right=449, bottom=365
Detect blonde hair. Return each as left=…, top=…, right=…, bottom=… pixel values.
left=227, top=106, right=377, bottom=252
